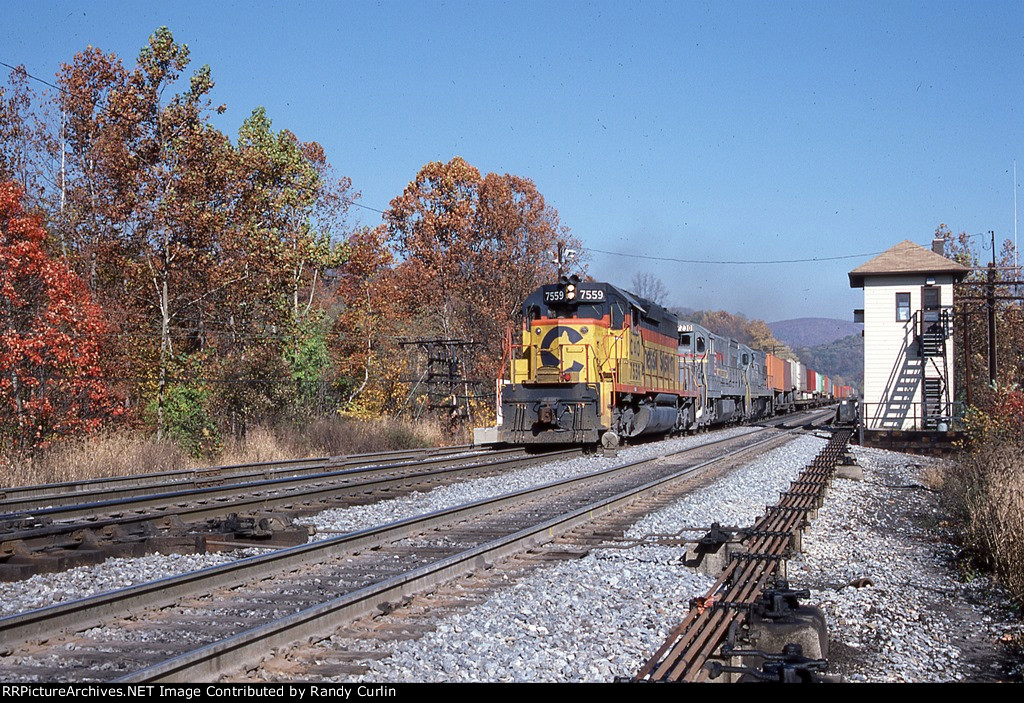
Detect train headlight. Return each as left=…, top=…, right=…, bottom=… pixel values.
left=566, top=284, right=577, bottom=300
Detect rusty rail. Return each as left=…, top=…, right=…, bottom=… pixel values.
left=634, top=427, right=853, bottom=682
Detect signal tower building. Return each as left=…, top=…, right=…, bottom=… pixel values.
left=849, top=239, right=969, bottom=443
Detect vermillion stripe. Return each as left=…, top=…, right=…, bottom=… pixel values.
left=637, top=327, right=677, bottom=347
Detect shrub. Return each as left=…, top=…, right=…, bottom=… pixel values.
left=944, top=386, right=1024, bottom=602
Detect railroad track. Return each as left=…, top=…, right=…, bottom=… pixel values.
left=634, top=425, right=855, bottom=683
left=0, top=410, right=831, bottom=682
left=0, top=444, right=478, bottom=508
left=0, top=446, right=581, bottom=580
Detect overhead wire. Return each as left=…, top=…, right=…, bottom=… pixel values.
left=588, top=247, right=886, bottom=265
left=0, top=60, right=67, bottom=95
left=4, top=58, right=1016, bottom=273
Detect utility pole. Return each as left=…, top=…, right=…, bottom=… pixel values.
left=962, top=310, right=971, bottom=407
left=552, top=242, right=578, bottom=279
left=987, top=231, right=998, bottom=386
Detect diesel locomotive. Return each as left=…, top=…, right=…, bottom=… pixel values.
left=497, top=276, right=849, bottom=446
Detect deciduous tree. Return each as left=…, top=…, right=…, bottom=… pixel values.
left=630, top=271, right=669, bottom=305
left=384, top=157, right=581, bottom=418
left=0, top=181, right=118, bottom=454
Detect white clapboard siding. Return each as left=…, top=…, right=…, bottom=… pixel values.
left=862, top=274, right=955, bottom=430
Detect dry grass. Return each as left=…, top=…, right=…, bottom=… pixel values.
left=944, top=438, right=1024, bottom=602
left=217, top=416, right=449, bottom=465
left=1, top=416, right=452, bottom=488
left=919, top=462, right=946, bottom=491
left=2, top=432, right=194, bottom=487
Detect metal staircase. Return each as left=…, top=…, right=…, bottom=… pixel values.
left=918, top=309, right=950, bottom=429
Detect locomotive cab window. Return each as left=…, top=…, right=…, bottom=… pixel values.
left=610, top=304, right=624, bottom=328
left=696, top=336, right=706, bottom=354
left=679, top=333, right=691, bottom=348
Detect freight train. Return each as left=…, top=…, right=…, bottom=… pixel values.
left=497, top=277, right=852, bottom=446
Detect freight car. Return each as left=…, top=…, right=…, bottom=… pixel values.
left=497, top=276, right=843, bottom=446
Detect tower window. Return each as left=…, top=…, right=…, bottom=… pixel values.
left=896, top=293, right=911, bottom=321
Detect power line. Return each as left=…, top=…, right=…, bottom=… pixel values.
left=589, top=247, right=886, bottom=265
left=346, top=199, right=387, bottom=215
left=5, top=56, right=1010, bottom=268
left=0, top=60, right=67, bottom=95
left=2, top=57, right=385, bottom=220
left=8, top=373, right=331, bottom=385
left=591, top=231, right=1005, bottom=266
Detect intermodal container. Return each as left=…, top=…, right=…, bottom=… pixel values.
left=766, top=354, right=785, bottom=392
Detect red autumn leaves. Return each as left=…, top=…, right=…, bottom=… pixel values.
left=0, top=182, right=119, bottom=451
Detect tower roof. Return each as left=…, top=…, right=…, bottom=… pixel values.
left=848, top=239, right=970, bottom=288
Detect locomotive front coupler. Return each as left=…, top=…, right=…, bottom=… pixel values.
left=536, top=400, right=558, bottom=426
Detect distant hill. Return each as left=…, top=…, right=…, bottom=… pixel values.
left=794, top=333, right=864, bottom=390
left=769, top=317, right=862, bottom=350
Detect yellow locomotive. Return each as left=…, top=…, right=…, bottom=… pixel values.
left=499, top=276, right=700, bottom=446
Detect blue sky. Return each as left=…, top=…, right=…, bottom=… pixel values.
left=4, top=1, right=1022, bottom=321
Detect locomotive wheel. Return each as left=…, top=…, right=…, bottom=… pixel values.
left=601, top=431, right=620, bottom=449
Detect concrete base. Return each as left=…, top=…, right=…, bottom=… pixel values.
left=685, top=543, right=745, bottom=577
left=728, top=605, right=830, bottom=682
left=860, top=428, right=964, bottom=455
left=836, top=464, right=864, bottom=481
left=473, top=426, right=499, bottom=445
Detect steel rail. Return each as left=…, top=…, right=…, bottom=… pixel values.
left=2, top=410, right=829, bottom=537
left=0, top=448, right=580, bottom=566
left=0, top=421, right=804, bottom=664
left=635, top=427, right=853, bottom=682
left=0, top=445, right=480, bottom=509
left=0, top=447, right=532, bottom=523
left=116, top=426, right=806, bottom=682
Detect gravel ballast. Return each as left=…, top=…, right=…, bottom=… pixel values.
left=295, top=435, right=1023, bottom=683
left=327, top=433, right=832, bottom=682
left=0, top=427, right=759, bottom=619
left=297, top=426, right=763, bottom=537
left=0, top=550, right=268, bottom=619
left=787, top=444, right=1024, bottom=682
left=6, top=427, right=1020, bottom=683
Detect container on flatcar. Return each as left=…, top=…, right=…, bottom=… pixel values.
left=766, top=353, right=786, bottom=392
